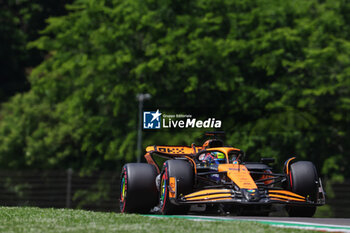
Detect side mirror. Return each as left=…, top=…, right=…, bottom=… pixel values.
left=261, top=157, right=275, bottom=164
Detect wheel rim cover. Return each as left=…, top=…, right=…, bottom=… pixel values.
left=160, top=175, right=166, bottom=205
left=121, top=177, right=126, bottom=201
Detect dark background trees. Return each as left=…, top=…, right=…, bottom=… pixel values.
left=0, top=0, right=71, bottom=101
left=0, top=0, right=349, bottom=182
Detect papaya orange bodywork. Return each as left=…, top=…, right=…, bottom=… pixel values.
left=268, top=194, right=305, bottom=202
left=218, top=164, right=258, bottom=189
left=185, top=156, right=197, bottom=174
left=285, top=157, right=296, bottom=174
left=186, top=194, right=232, bottom=201
left=169, top=177, right=176, bottom=198
left=144, top=152, right=160, bottom=174
left=268, top=190, right=305, bottom=200
left=143, top=143, right=323, bottom=207
left=184, top=189, right=234, bottom=201
left=146, top=145, right=203, bottom=155
left=185, top=189, right=233, bottom=198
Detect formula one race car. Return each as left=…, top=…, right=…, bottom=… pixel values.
left=120, top=133, right=325, bottom=217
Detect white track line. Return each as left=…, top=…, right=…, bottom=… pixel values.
left=147, top=215, right=350, bottom=232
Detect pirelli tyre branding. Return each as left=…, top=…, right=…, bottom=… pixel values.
left=143, top=109, right=222, bottom=129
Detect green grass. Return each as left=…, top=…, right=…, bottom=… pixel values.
left=0, top=207, right=319, bottom=233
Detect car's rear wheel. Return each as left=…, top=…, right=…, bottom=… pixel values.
left=286, top=161, right=318, bottom=217
left=120, top=163, right=158, bottom=213
left=159, top=160, right=193, bottom=215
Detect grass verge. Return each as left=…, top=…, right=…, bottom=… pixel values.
left=0, top=207, right=319, bottom=233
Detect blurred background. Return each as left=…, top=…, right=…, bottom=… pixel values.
left=0, top=0, right=349, bottom=217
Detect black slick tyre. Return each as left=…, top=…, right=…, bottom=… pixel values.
left=286, top=161, right=318, bottom=217
left=159, top=160, right=193, bottom=215
left=120, top=163, right=158, bottom=213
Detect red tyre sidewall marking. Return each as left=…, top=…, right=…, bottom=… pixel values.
left=289, top=172, right=293, bottom=188
left=121, top=168, right=127, bottom=213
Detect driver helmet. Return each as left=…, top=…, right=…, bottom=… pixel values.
left=204, top=152, right=226, bottom=164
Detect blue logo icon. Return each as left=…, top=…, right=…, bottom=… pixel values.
left=143, top=110, right=162, bottom=129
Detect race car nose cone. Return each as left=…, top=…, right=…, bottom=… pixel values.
left=242, top=189, right=261, bottom=202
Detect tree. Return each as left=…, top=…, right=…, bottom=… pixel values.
left=0, top=0, right=71, bottom=101
left=0, top=0, right=349, bottom=181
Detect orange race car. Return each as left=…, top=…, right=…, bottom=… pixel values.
left=120, top=132, right=325, bottom=217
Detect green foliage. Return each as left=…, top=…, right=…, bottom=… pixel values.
left=0, top=0, right=349, bottom=180
left=0, top=1, right=28, bottom=100
left=0, top=0, right=71, bottom=101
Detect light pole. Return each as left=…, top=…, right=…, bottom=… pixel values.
left=136, top=93, right=151, bottom=163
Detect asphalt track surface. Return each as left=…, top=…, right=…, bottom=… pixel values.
left=150, top=215, right=350, bottom=232
left=188, top=215, right=350, bottom=232
left=220, top=216, right=350, bottom=227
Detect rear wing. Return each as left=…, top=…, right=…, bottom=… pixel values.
left=146, top=145, right=203, bottom=156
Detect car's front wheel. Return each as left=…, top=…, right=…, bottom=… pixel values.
left=159, top=160, right=193, bottom=215
left=286, top=161, right=318, bottom=217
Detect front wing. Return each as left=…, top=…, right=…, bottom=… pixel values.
left=172, top=189, right=325, bottom=206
